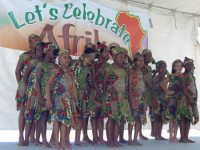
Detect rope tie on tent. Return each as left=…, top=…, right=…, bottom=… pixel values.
left=148, top=3, right=153, bottom=28
left=172, top=9, right=177, bottom=29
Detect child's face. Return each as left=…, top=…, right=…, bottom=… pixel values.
left=114, top=53, right=126, bottom=67
left=135, top=56, right=144, bottom=68
left=174, top=62, right=183, bottom=74
left=101, top=48, right=110, bottom=61
left=85, top=53, right=95, bottom=65
left=158, top=64, right=166, bottom=75
left=46, top=48, right=57, bottom=61
left=59, top=53, right=70, bottom=67
left=185, top=62, right=195, bottom=73
left=30, top=37, right=41, bottom=49
left=144, top=52, right=152, bottom=64
left=35, top=45, right=45, bottom=58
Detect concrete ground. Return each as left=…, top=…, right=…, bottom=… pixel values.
left=0, top=129, right=200, bottom=150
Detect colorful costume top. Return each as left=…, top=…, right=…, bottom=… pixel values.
left=153, top=76, right=169, bottom=123
left=52, top=67, right=78, bottom=128
left=129, top=70, right=146, bottom=124
left=167, top=74, right=183, bottom=123
left=177, top=73, right=197, bottom=123
left=102, top=64, right=133, bottom=124
left=25, top=59, right=39, bottom=123
left=87, top=61, right=110, bottom=118
left=72, top=57, right=91, bottom=118
left=142, top=65, right=153, bottom=107
left=15, top=52, right=32, bottom=110
left=34, top=61, right=58, bottom=121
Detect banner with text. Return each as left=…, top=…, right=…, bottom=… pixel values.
left=0, top=0, right=148, bottom=57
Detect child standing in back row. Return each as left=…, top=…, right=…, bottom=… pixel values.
left=23, top=42, right=45, bottom=146
left=15, top=34, right=41, bottom=145
left=142, top=49, right=154, bottom=138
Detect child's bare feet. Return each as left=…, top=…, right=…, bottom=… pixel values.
left=133, top=141, right=142, bottom=146
left=82, top=137, right=92, bottom=144
left=160, top=136, right=167, bottom=140
left=128, top=140, right=135, bottom=146
left=106, top=141, right=114, bottom=147
left=75, top=141, right=85, bottom=146
left=98, top=139, right=106, bottom=144
left=49, top=139, right=55, bottom=145
left=60, top=144, right=71, bottom=150
left=180, top=138, right=189, bottom=143
left=169, top=138, right=179, bottom=143
left=42, top=140, right=52, bottom=148
left=22, top=140, right=29, bottom=146
left=173, top=138, right=179, bottom=143
left=66, top=142, right=72, bottom=148
left=151, top=131, right=155, bottom=137
left=17, top=137, right=24, bottom=146
left=140, top=134, right=149, bottom=140
left=187, top=139, right=195, bottom=143
left=29, top=138, right=36, bottom=143
left=35, top=140, right=42, bottom=145
left=169, top=137, right=173, bottom=142
left=92, top=139, right=98, bottom=145
left=54, top=143, right=61, bottom=150
left=113, top=141, right=122, bottom=147
left=120, top=138, right=128, bottom=144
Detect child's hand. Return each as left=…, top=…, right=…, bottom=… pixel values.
left=97, top=89, right=102, bottom=96
left=168, top=90, right=174, bottom=95
left=46, top=100, right=52, bottom=110
left=37, top=94, right=46, bottom=107
left=39, top=98, right=46, bottom=107
left=152, top=100, right=158, bottom=109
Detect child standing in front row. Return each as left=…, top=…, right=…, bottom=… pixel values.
left=89, top=43, right=110, bottom=144
left=72, top=47, right=96, bottom=145
left=46, top=49, right=79, bottom=149
left=23, top=42, right=46, bottom=146
left=167, top=59, right=183, bottom=142
left=15, top=34, right=41, bottom=145
left=103, top=47, right=133, bottom=147
left=177, top=57, right=199, bottom=143
left=128, top=53, right=147, bottom=146
left=142, top=49, right=154, bottom=138
left=35, top=43, right=59, bottom=147
left=152, top=61, right=171, bottom=140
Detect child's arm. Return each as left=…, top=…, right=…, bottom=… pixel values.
left=46, top=71, right=56, bottom=110
left=102, top=68, right=109, bottom=96
left=152, top=78, right=158, bottom=109
left=180, top=76, right=193, bottom=105
left=92, top=64, right=101, bottom=94
left=36, top=64, right=44, bottom=107
left=128, top=72, right=134, bottom=107
left=23, top=63, right=33, bottom=88
left=160, top=78, right=168, bottom=92
left=161, top=77, right=173, bottom=94
left=72, top=75, right=78, bottom=106
left=15, top=55, right=25, bottom=83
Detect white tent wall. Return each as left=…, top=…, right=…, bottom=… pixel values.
left=0, top=0, right=200, bottom=129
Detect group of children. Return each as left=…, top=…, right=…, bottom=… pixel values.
left=15, top=34, right=199, bottom=149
